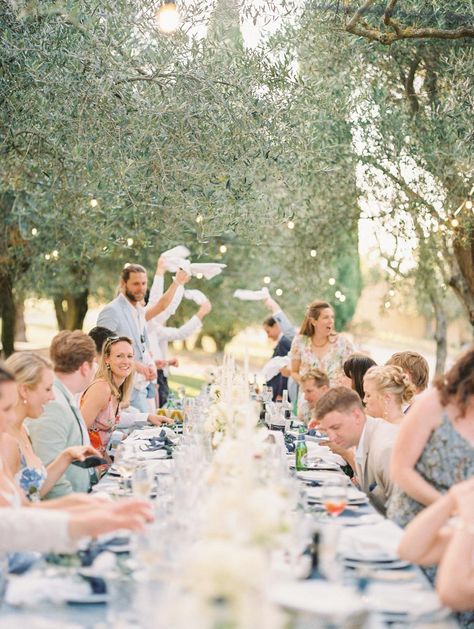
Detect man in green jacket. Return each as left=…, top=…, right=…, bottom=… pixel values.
left=28, top=331, right=96, bottom=499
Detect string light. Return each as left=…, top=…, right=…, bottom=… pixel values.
left=384, top=301, right=391, bottom=309
left=339, top=295, right=346, bottom=303
left=196, top=273, right=203, bottom=279
left=466, top=200, right=473, bottom=210
left=335, top=290, right=342, bottom=299
left=219, top=245, right=227, bottom=254
left=196, top=214, right=203, bottom=224
left=52, top=250, right=59, bottom=259
left=31, top=228, right=38, bottom=236
left=90, top=198, right=98, bottom=208
left=451, top=218, right=459, bottom=227
left=310, top=249, right=317, bottom=258
left=388, top=289, right=395, bottom=297
left=127, top=238, right=134, bottom=246
left=275, top=288, right=283, bottom=296
left=156, top=2, right=180, bottom=33
left=328, top=277, right=336, bottom=286
left=263, top=276, right=271, bottom=284
left=287, top=220, right=295, bottom=230
left=44, top=253, right=51, bottom=260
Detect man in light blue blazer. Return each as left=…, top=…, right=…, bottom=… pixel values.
left=27, top=331, right=96, bottom=499
left=97, top=262, right=188, bottom=411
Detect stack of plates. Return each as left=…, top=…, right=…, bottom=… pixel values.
left=367, top=583, right=447, bottom=622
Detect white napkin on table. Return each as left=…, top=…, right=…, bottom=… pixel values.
left=6, top=575, right=90, bottom=607
left=233, top=287, right=269, bottom=301
left=261, top=356, right=290, bottom=381
left=184, top=289, right=209, bottom=305
left=339, top=520, right=403, bottom=561
left=306, top=442, right=346, bottom=468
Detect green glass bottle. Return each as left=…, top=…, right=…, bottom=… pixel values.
left=295, top=427, right=308, bottom=471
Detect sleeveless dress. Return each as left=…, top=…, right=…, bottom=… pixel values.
left=0, top=457, right=23, bottom=508
left=81, top=382, right=120, bottom=458
left=14, top=449, right=47, bottom=503
left=387, top=413, right=474, bottom=528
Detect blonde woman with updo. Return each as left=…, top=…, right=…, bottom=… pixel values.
left=363, top=365, right=416, bottom=424
left=3, top=352, right=100, bottom=502
left=290, top=300, right=355, bottom=387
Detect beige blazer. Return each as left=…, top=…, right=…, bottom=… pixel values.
left=355, top=416, right=400, bottom=515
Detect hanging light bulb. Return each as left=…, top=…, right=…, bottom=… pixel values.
left=90, top=198, right=98, bottom=208
left=127, top=238, right=134, bottom=246
left=219, top=245, right=227, bottom=254
left=310, top=249, right=316, bottom=258
left=263, top=276, right=271, bottom=284
left=196, top=273, right=204, bottom=279
left=31, top=228, right=38, bottom=236
left=275, top=288, right=283, bottom=296
left=328, top=277, right=336, bottom=286
left=465, top=200, right=473, bottom=210
left=196, top=214, right=203, bottom=224
left=156, top=1, right=180, bottom=34
left=287, top=220, right=295, bottom=230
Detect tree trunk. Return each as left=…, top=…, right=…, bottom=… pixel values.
left=0, top=273, right=16, bottom=357
left=14, top=297, right=27, bottom=342
left=430, top=292, right=447, bottom=377
left=53, top=290, right=89, bottom=331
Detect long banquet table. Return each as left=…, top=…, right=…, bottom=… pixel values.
left=0, top=414, right=460, bottom=629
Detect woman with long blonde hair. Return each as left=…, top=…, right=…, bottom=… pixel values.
left=3, top=352, right=99, bottom=502
left=80, top=336, right=135, bottom=457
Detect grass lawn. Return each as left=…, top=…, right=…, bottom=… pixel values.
left=168, top=373, right=206, bottom=396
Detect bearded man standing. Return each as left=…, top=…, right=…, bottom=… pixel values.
left=97, top=262, right=188, bottom=412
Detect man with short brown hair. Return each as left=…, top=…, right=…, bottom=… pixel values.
left=386, top=351, right=429, bottom=394
left=28, top=331, right=96, bottom=499
left=315, top=387, right=399, bottom=515
left=300, top=369, right=330, bottom=429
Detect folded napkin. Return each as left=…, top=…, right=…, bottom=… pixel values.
left=261, top=356, right=290, bottom=381
left=306, top=442, right=346, bottom=468
left=6, top=575, right=90, bottom=606
left=184, top=289, right=209, bottom=305
left=150, top=459, right=174, bottom=474
left=233, top=287, right=269, bottom=301
left=339, top=521, right=403, bottom=561
left=161, top=245, right=191, bottom=260
left=296, top=470, right=347, bottom=484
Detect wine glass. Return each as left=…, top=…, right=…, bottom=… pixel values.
left=114, top=443, right=137, bottom=491
left=132, top=465, right=154, bottom=499
left=321, top=477, right=348, bottom=518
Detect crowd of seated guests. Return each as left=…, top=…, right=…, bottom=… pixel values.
left=261, top=296, right=473, bottom=621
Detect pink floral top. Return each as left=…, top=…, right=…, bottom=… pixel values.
left=290, top=333, right=355, bottom=386
left=80, top=380, right=120, bottom=458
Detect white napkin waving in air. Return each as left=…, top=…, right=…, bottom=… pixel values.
left=261, top=356, right=290, bottom=381
left=184, top=289, right=209, bottom=305
left=233, top=287, right=270, bottom=301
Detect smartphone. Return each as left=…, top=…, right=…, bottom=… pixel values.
left=72, top=456, right=108, bottom=468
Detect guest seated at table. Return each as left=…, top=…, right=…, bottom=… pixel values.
left=80, top=336, right=134, bottom=458
left=343, top=353, right=377, bottom=401
left=385, top=350, right=429, bottom=408
left=388, top=346, right=474, bottom=528
left=88, top=325, right=115, bottom=360
left=3, top=353, right=101, bottom=502
left=0, top=364, right=128, bottom=515
left=315, top=387, right=399, bottom=515
left=398, top=478, right=474, bottom=626
left=27, top=331, right=98, bottom=499
left=363, top=365, right=416, bottom=424
left=302, top=369, right=330, bottom=428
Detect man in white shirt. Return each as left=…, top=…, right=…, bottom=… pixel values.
left=315, top=386, right=399, bottom=515
left=145, top=256, right=211, bottom=406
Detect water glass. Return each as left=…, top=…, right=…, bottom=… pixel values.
left=321, top=477, right=348, bottom=518
left=132, top=465, right=154, bottom=499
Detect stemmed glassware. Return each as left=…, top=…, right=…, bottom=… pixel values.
left=321, top=477, right=348, bottom=518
